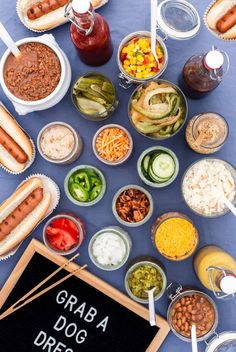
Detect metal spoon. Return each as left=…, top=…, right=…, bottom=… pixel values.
left=146, top=287, right=156, bottom=326
left=221, top=193, right=236, bottom=217
left=191, top=324, right=198, bottom=352
left=0, top=22, right=21, bottom=58
left=150, top=0, right=160, bottom=69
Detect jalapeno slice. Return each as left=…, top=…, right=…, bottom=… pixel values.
left=69, top=183, right=89, bottom=202
left=74, top=171, right=91, bottom=191
left=90, top=185, right=102, bottom=200
left=90, top=175, right=102, bottom=187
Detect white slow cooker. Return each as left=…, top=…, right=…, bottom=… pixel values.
left=0, top=34, right=71, bottom=115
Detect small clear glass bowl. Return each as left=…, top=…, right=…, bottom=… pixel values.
left=124, top=256, right=167, bottom=304
left=64, top=164, right=106, bottom=207
left=128, top=79, right=188, bottom=140
left=151, top=212, right=199, bottom=261
left=92, top=124, right=133, bottom=166
left=88, top=226, right=132, bottom=271
left=71, top=72, right=118, bottom=122
left=137, top=146, right=179, bottom=188
left=43, top=214, right=85, bottom=256
left=112, top=184, right=154, bottom=227
left=182, top=158, right=236, bottom=218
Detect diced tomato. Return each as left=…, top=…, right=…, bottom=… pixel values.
left=46, top=226, right=79, bottom=252
left=121, top=52, right=127, bottom=61
left=143, top=56, right=149, bottom=65
left=153, top=67, right=158, bottom=72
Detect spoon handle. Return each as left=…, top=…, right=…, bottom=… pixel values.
left=147, top=289, right=156, bottom=326
left=0, top=22, right=21, bottom=57
left=223, top=195, right=236, bottom=217
left=191, top=324, right=198, bottom=352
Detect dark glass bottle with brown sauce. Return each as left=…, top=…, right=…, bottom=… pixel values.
left=182, top=49, right=228, bottom=98
left=69, top=0, right=113, bottom=66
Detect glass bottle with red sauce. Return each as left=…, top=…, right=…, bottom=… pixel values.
left=182, top=47, right=229, bottom=98
left=68, top=0, right=113, bottom=66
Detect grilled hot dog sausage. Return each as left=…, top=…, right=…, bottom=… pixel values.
left=27, top=0, right=68, bottom=20
left=0, top=188, right=43, bottom=240
left=0, top=127, right=28, bottom=164
left=216, top=4, right=236, bottom=33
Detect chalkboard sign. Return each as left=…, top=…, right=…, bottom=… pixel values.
left=0, top=239, right=169, bottom=352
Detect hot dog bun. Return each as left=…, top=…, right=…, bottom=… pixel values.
left=206, top=0, right=236, bottom=39
left=0, top=177, right=51, bottom=255
left=0, top=105, right=33, bottom=172
left=18, top=0, right=105, bottom=31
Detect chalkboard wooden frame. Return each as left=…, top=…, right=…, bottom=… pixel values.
left=0, top=239, right=170, bottom=351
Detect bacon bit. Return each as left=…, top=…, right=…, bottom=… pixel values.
left=96, top=127, right=130, bottom=162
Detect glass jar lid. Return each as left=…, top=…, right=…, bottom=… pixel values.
left=206, top=332, right=236, bottom=352
left=156, top=0, right=200, bottom=40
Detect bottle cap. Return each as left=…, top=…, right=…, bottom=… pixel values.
left=220, top=275, right=236, bottom=295
left=72, top=0, right=91, bottom=14
left=205, top=50, right=224, bottom=70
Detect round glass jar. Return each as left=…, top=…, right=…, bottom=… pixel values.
left=128, top=79, right=188, bottom=140
left=88, top=226, right=132, bottom=271
left=151, top=212, right=199, bottom=261
left=167, top=284, right=218, bottom=343
left=71, top=72, right=118, bottom=121
left=112, top=184, right=154, bottom=227
left=92, top=124, right=133, bottom=166
left=124, top=256, right=167, bottom=303
left=185, top=113, right=229, bottom=154
left=43, top=213, right=85, bottom=256
left=37, top=122, right=83, bottom=165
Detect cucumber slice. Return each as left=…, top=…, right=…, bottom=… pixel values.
left=151, top=153, right=175, bottom=179
left=142, top=155, right=150, bottom=172
left=148, top=165, right=166, bottom=183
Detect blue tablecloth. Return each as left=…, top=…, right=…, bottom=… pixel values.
left=0, top=0, right=236, bottom=351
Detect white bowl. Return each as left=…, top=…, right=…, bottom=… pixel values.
left=0, top=36, right=71, bottom=112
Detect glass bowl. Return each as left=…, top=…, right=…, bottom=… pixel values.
left=112, top=184, right=154, bottom=227
left=88, top=226, right=132, bottom=271
left=64, top=164, right=106, bottom=207
left=128, top=79, right=188, bottom=140
left=43, top=214, right=85, bottom=256
left=117, top=31, right=168, bottom=87
left=124, top=256, right=167, bottom=304
left=151, top=212, right=199, bottom=261
left=71, top=72, right=118, bottom=122
left=182, top=158, right=236, bottom=218
left=137, top=146, right=179, bottom=188
left=92, top=124, right=133, bottom=166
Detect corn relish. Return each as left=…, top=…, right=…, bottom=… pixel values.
left=120, top=37, right=164, bottom=79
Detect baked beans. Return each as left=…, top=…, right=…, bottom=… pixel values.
left=171, top=293, right=215, bottom=338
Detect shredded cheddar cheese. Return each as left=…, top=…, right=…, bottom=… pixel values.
left=96, top=127, right=130, bottom=162
left=155, top=218, right=198, bottom=260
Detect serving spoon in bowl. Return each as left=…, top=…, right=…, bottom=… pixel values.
left=0, top=22, right=21, bottom=58
left=146, top=287, right=157, bottom=326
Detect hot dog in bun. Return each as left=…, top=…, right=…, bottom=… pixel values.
left=0, top=177, right=51, bottom=256
left=0, top=105, right=34, bottom=173
left=206, top=0, right=236, bottom=39
left=18, top=0, right=107, bottom=31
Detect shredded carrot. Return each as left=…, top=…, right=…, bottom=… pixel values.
left=96, top=127, right=130, bottom=161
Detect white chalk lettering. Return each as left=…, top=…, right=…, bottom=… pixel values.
left=96, top=316, right=109, bottom=332
left=53, top=342, right=66, bottom=352
left=65, top=323, right=77, bottom=338
left=56, top=291, right=68, bottom=305
left=84, top=307, right=97, bottom=323
left=42, top=336, right=56, bottom=351
left=73, top=302, right=86, bottom=317
left=64, top=295, right=78, bottom=312
left=54, top=316, right=66, bottom=332
left=75, top=330, right=87, bottom=344
left=34, top=331, right=47, bottom=346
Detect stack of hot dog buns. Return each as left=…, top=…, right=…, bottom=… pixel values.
left=206, top=0, right=236, bottom=39
left=18, top=0, right=106, bottom=31
left=0, top=105, right=34, bottom=173
left=0, top=177, right=51, bottom=256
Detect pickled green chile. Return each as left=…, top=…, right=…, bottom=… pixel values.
left=128, top=264, right=163, bottom=299
left=72, top=75, right=116, bottom=117
left=68, top=168, right=103, bottom=202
